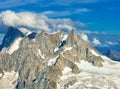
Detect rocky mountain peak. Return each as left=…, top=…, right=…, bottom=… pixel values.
left=0, top=26, right=24, bottom=51
left=68, top=29, right=77, bottom=41
left=65, top=29, right=77, bottom=47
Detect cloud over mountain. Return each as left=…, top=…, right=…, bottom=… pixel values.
left=80, top=33, right=89, bottom=42
left=0, top=10, right=86, bottom=33
left=92, top=37, right=101, bottom=46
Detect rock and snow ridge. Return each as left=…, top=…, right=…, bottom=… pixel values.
left=58, top=48, right=120, bottom=89
left=59, top=56, right=120, bottom=89
left=0, top=29, right=120, bottom=89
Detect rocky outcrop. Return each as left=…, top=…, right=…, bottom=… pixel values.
left=92, top=56, right=103, bottom=67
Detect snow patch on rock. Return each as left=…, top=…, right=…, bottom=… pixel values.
left=7, top=37, right=23, bottom=54
left=62, top=34, right=68, bottom=41
left=38, top=49, right=45, bottom=59
left=54, top=34, right=68, bottom=53
left=48, top=55, right=59, bottom=66
left=90, top=49, right=99, bottom=56
left=62, top=67, right=72, bottom=75
left=60, top=47, right=73, bottom=54
left=54, top=47, right=59, bottom=53
left=0, top=70, right=18, bottom=89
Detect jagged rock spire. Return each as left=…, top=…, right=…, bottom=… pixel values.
left=66, top=29, right=78, bottom=47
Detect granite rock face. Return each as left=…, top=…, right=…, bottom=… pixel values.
left=0, top=28, right=104, bottom=89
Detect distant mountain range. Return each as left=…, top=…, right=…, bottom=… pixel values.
left=105, top=48, right=120, bottom=61
left=0, top=27, right=120, bottom=89
left=77, top=31, right=120, bottom=61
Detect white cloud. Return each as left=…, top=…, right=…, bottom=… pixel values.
left=75, top=8, right=90, bottom=13
left=40, top=11, right=55, bottom=16
left=80, top=33, right=89, bottom=42
left=0, top=0, right=110, bottom=9
left=0, top=0, right=37, bottom=8
left=79, top=30, right=98, bottom=34
left=47, top=0, right=109, bottom=6
left=41, top=8, right=90, bottom=17
left=92, top=37, right=101, bottom=45
left=0, top=10, right=86, bottom=33
left=106, top=41, right=118, bottom=45
left=41, top=10, right=71, bottom=17
left=78, top=30, right=106, bottom=35
left=57, top=24, right=74, bottom=31
left=0, top=10, right=50, bottom=32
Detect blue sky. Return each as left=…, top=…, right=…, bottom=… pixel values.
left=0, top=0, right=120, bottom=34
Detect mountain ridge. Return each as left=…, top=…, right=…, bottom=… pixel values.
left=0, top=27, right=120, bottom=89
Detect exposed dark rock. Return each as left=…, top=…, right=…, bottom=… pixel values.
left=0, top=27, right=24, bottom=51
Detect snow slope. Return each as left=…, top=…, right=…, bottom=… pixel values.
left=58, top=49, right=120, bottom=89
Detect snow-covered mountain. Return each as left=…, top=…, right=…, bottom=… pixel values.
left=0, top=28, right=120, bottom=89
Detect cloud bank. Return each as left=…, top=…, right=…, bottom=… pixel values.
left=106, top=41, right=118, bottom=46
left=46, top=0, right=109, bottom=6
left=78, top=30, right=106, bottom=35
left=0, top=10, right=86, bottom=33
left=0, top=0, right=110, bottom=9
left=40, top=8, right=90, bottom=17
